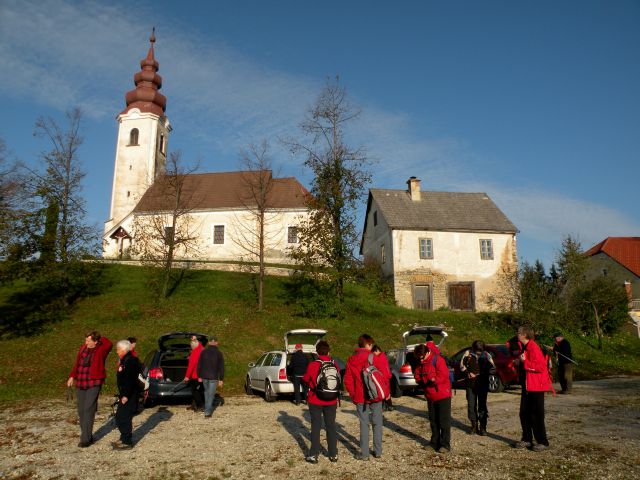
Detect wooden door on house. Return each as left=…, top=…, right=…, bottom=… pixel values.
left=413, top=285, right=431, bottom=310
left=448, top=283, right=474, bottom=311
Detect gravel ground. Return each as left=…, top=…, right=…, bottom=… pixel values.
left=1, top=377, right=639, bottom=480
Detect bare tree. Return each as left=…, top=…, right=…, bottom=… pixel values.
left=286, top=77, right=372, bottom=301
left=0, top=138, right=24, bottom=258
left=230, top=141, right=285, bottom=310
left=131, top=151, right=202, bottom=299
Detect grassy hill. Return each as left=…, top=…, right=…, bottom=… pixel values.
left=1, top=264, right=639, bottom=403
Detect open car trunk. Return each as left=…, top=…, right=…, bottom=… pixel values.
left=284, top=329, right=327, bottom=353
left=158, top=350, right=190, bottom=383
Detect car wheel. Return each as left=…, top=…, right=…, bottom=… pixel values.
left=488, top=374, right=504, bottom=393
left=245, top=376, right=254, bottom=395
left=391, top=377, right=403, bottom=398
left=264, top=380, right=276, bottom=402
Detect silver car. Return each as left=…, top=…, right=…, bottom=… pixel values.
left=244, top=329, right=327, bottom=402
left=387, top=326, right=448, bottom=397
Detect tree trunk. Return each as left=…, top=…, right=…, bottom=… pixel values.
left=592, top=303, right=603, bottom=350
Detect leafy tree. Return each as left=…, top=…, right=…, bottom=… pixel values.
left=287, top=77, right=372, bottom=302
left=573, top=277, right=629, bottom=349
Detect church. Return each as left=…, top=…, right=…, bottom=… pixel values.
left=102, top=31, right=310, bottom=263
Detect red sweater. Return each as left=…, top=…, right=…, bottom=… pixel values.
left=69, top=337, right=113, bottom=382
left=302, top=355, right=339, bottom=406
left=414, top=351, right=452, bottom=403
left=522, top=339, right=552, bottom=392
left=344, top=348, right=392, bottom=404
left=185, top=343, right=204, bottom=380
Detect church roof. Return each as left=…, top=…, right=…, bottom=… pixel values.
left=121, top=28, right=167, bottom=117
left=584, top=237, right=640, bottom=277
left=133, top=171, right=309, bottom=213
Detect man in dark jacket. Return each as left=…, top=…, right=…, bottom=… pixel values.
left=552, top=333, right=573, bottom=394
left=288, top=343, right=309, bottom=405
left=113, top=339, right=141, bottom=450
left=197, top=335, right=224, bottom=418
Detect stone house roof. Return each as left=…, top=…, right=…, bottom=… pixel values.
left=367, top=188, right=517, bottom=232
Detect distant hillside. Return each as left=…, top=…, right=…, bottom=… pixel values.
left=0, top=264, right=638, bottom=402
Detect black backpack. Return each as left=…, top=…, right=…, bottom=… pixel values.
left=315, top=360, right=341, bottom=401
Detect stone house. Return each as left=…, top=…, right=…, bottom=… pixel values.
left=102, top=31, right=309, bottom=262
left=360, top=177, right=518, bottom=311
left=584, top=237, right=640, bottom=335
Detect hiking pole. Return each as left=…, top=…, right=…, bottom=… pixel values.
left=543, top=345, right=579, bottom=366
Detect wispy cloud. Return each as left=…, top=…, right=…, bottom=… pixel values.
left=1, top=0, right=637, bottom=262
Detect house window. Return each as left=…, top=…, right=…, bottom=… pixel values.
left=213, top=225, right=225, bottom=245
left=480, top=239, right=493, bottom=260
left=602, top=268, right=608, bottom=277
left=380, top=244, right=386, bottom=264
left=419, top=238, right=433, bottom=259
left=129, top=128, right=139, bottom=146
left=164, top=226, right=174, bottom=246
left=127, top=191, right=130, bottom=198
left=159, top=134, right=166, bottom=154
left=373, top=211, right=378, bottom=226
left=287, top=226, right=299, bottom=244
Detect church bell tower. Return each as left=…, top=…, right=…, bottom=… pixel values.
left=105, top=28, right=171, bottom=235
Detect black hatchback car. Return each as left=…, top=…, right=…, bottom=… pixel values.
left=141, top=332, right=208, bottom=406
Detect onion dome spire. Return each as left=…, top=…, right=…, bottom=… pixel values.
left=121, top=27, right=167, bottom=116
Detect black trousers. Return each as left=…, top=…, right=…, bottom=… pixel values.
left=558, top=363, right=573, bottom=393
left=427, top=397, right=451, bottom=450
left=519, top=390, right=548, bottom=445
left=115, top=396, right=138, bottom=445
left=292, top=375, right=307, bottom=403
left=466, top=385, right=489, bottom=427
left=188, top=379, right=204, bottom=408
left=308, top=403, right=337, bottom=457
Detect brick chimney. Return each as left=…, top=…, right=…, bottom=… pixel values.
left=407, top=176, right=421, bottom=201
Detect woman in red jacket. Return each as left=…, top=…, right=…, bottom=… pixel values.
left=302, top=340, right=339, bottom=463
left=513, top=325, right=551, bottom=451
left=67, top=331, right=112, bottom=448
left=413, top=343, right=452, bottom=453
left=183, top=336, right=204, bottom=411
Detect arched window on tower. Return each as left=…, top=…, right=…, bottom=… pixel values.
left=129, top=128, right=139, bottom=146
left=159, top=134, right=165, bottom=154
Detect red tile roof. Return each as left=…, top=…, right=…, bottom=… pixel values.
left=133, top=171, right=309, bottom=213
left=584, top=237, right=640, bottom=277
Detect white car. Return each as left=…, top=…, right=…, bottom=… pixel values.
left=245, top=329, right=344, bottom=402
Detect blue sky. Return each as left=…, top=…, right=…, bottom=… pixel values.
left=1, top=0, right=638, bottom=267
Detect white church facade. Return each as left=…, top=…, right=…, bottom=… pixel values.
left=102, top=31, right=309, bottom=263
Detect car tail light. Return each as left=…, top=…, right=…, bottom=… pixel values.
left=400, top=364, right=413, bottom=374
left=148, top=367, right=164, bottom=380
left=279, top=368, right=287, bottom=380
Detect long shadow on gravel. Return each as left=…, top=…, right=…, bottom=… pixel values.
left=393, top=403, right=513, bottom=445
left=133, top=407, right=173, bottom=445
left=277, top=410, right=310, bottom=454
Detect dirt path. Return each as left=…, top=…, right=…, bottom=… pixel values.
left=1, top=377, right=639, bottom=479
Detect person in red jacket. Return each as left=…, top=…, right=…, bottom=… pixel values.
left=67, top=330, right=113, bottom=448
left=302, top=340, right=339, bottom=463
left=344, top=334, right=391, bottom=461
left=183, top=336, right=204, bottom=411
left=513, top=325, right=551, bottom=451
left=413, top=343, right=452, bottom=453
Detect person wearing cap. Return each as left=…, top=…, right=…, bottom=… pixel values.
left=197, top=335, right=224, bottom=418
left=552, top=332, right=573, bottom=394
left=288, top=343, right=309, bottom=405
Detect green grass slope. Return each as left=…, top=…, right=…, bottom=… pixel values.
left=1, top=264, right=638, bottom=402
